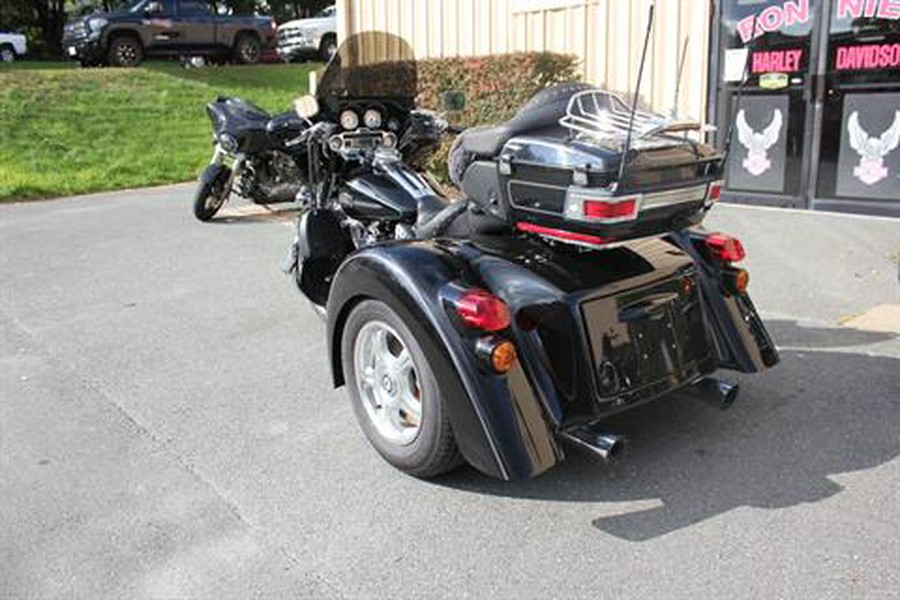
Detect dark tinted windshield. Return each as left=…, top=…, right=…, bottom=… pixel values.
left=317, top=32, right=417, bottom=102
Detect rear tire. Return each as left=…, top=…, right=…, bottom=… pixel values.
left=108, top=35, right=143, bottom=67
left=341, top=300, right=462, bottom=478
left=234, top=34, right=261, bottom=65
left=193, top=168, right=230, bottom=221
left=319, top=35, right=337, bottom=62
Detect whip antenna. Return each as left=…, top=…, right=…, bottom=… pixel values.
left=672, top=37, right=690, bottom=119
left=616, top=1, right=656, bottom=189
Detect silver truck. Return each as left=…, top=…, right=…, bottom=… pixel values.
left=0, top=32, right=27, bottom=62
left=276, top=5, right=336, bottom=62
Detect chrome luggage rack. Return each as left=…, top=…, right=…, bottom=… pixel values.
left=559, top=90, right=701, bottom=148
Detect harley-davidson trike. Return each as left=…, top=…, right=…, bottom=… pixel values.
left=278, top=30, right=779, bottom=481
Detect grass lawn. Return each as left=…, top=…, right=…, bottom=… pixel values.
left=0, top=60, right=319, bottom=202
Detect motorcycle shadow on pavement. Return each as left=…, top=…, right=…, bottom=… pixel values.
left=210, top=204, right=300, bottom=225
left=439, top=320, right=900, bottom=542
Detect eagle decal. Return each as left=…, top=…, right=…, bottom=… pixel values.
left=847, top=111, right=900, bottom=186
left=736, top=109, right=783, bottom=177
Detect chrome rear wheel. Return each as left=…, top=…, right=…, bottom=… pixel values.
left=341, top=300, right=462, bottom=478
left=354, top=321, right=423, bottom=446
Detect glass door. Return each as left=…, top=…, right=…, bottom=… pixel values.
left=714, top=0, right=823, bottom=208
left=812, top=1, right=900, bottom=215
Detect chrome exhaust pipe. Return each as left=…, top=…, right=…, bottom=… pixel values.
left=560, top=424, right=627, bottom=461
left=694, top=377, right=740, bottom=410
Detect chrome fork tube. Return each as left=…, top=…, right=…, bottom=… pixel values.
left=210, top=144, right=227, bottom=166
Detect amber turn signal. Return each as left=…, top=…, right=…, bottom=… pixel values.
left=491, top=340, right=518, bottom=374
left=476, top=336, right=519, bottom=374
left=724, top=268, right=750, bottom=296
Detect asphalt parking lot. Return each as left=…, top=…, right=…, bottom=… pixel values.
left=2, top=185, right=898, bottom=599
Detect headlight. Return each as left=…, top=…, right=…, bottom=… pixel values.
left=87, top=17, right=107, bottom=32
left=218, top=133, right=238, bottom=153
left=340, top=110, right=359, bottom=131
left=364, top=109, right=383, bottom=129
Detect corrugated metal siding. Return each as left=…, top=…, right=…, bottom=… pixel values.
left=337, top=0, right=711, bottom=122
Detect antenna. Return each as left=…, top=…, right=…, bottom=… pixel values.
left=616, top=1, right=655, bottom=190
left=721, top=14, right=758, bottom=164
left=672, top=37, right=690, bottom=119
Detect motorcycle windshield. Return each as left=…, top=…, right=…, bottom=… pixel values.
left=316, top=32, right=417, bottom=104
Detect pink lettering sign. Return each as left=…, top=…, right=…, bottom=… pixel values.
left=835, top=43, right=900, bottom=70
left=838, top=0, right=900, bottom=19
left=752, top=49, right=805, bottom=73
left=738, top=0, right=810, bottom=44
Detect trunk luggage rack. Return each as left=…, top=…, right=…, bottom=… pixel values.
left=559, top=90, right=702, bottom=149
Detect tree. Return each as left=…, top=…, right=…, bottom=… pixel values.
left=0, top=0, right=68, bottom=57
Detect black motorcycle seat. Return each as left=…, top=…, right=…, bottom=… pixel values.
left=459, top=125, right=512, bottom=158
left=459, top=82, right=595, bottom=158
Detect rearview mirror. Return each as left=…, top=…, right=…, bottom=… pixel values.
left=441, top=90, right=466, bottom=112
left=143, top=1, right=163, bottom=14
left=294, top=95, right=320, bottom=119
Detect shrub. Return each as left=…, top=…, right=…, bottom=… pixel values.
left=415, top=52, right=581, bottom=184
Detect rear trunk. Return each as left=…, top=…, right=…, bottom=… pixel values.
left=497, top=136, right=723, bottom=242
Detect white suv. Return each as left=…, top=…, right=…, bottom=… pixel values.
left=0, top=32, right=27, bottom=62
left=276, top=5, right=337, bottom=63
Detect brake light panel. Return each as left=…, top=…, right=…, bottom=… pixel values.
left=706, top=180, right=724, bottom=205
left=564, top=183, right=712, bottom=224
left=705, top=233, right=746, bottom=263
left=564, top=189, right=641, bottom=224
left=454, top=289, right=511, bottom=332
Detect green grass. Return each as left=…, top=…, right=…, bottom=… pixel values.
left=0, top=60, right=319, bottom=201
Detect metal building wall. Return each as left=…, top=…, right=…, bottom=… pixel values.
left=337, top=0, right=712, bottom=123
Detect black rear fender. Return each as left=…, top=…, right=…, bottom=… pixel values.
left=327, top=243, right=563, bottom=480
left=668, top=229, right=780, bottom=372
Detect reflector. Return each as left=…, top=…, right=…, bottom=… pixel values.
left=583, top=198, right=638, bottom=220
left=705, top=233, right=746, bottom=263
left=707, top=181, right=723, bottom=203
left=455, top=289, right=511, bottom=332
left=517, top=222, right=611, bottom=246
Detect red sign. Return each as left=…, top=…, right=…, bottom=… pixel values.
left=738, top=0, right=811, bottom=43
left=752, top=49, right=804, bottom=73
left=835, top=43, right=900, bottom=70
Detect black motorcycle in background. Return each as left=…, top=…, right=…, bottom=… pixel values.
left=193, top=97, right=311, bottom=221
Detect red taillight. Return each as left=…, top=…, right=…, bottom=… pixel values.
left=705, top=233, right=746, bottom=263
left=583, top=198, right=639, bottom=221
left=516, top=222, right=611, bottom=246
left=707, top=181, right=723, bottom=203
left=455, top=289, right=511, bottom=332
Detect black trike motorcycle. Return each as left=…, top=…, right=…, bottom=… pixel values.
left=280, top=32, right=779, bottom=480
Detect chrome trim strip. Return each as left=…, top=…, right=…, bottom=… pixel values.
left=640, top=184, right=708, bottom=210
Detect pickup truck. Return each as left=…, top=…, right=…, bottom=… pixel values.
left=276, top=4, right=337, bottom=62
left=0, top=32, right=27, bottom=62
left=62, top=0, right=276, bottom=67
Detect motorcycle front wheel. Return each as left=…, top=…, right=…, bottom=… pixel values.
left=341, top=299, right=462, bottom=478
left=193, top=166, right=231, bottom=222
